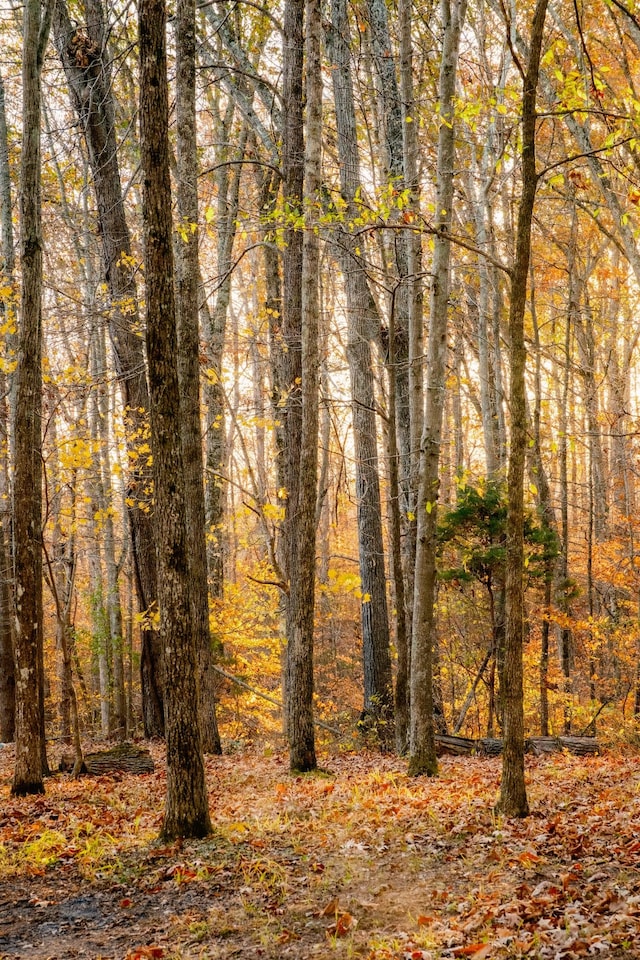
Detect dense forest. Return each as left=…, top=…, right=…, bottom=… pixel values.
left=2, top=0, right=640, bottom=831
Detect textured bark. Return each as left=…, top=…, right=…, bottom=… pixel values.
left=575, top=296, right=608, bottom=541
left=12, top=0, right=52, bottom=795
left=387, top=308, right=409, bottom=752
left=0, top=71, right=15, bottom=744
left=287, top=0, right=321, bottom=773
left=204, top=109, right=245, bottom=601
left=328, top=0, right=393, bottom=736
left=52, top=0, right=163, bottom=737
left=530, top=273, right=560, bottom=740
left=496, top=0, right=549, bottom=819
left=280, top=0, right=308, bottom=746
left=368, top=0, right=420, bottom=705
left=139, top=0, right=211, bottom=839
left=175, top=0, right=222, bottom=756
left=409, top=0, right=466, bottom=778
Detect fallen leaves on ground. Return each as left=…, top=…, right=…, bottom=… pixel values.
left=1, top=743, right=640, bottom=958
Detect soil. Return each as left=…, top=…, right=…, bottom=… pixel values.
left=1, top=741, right=640, bottom=959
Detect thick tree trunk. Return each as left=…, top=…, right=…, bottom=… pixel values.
left=175, top=0, right=222, bottom=756
left=0, top=71, right=15, bottom=744
left=139, top=0, right=211, bottom=840
left=12, top=0, right=52, bottom=795
left=52, top=0, right=164, bottom=737
left=496, top=0, right=548, bottom=819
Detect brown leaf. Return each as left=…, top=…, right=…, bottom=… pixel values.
left=318, top=897, right=339, bottom=917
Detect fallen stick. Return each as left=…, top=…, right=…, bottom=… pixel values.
left=212, top=665, right=343, bottom=737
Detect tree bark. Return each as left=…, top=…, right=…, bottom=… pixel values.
left=12, top=0, right=52, bottom=795
left=139, top=0, right=211, bottom=839
left=175, top=0, right=222, bottom=756
left=280, top=0, right=309, bottom=750
left=287, top=0, right=321, bottom=773
left=327, top=0, right=393, bottom=739
left=409, top=0, right=467, bottom=778
left=496, top=0, right=549, bottom=819
left=0, top=70, right=15, bottom=744
left=52, top=0, right=164, bottom=737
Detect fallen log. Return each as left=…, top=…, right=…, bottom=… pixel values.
left=527, top=737, right=561, bottom=755
left=558, top=736, right=600, bottom=755
left=433, top=735, right=601, bottom=758
left=59, top=742, right=155, bottom=776
left=435, top=734, right=476, bottom=756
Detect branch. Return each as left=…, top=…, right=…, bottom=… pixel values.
left=213, top=665, right=343, bottom=736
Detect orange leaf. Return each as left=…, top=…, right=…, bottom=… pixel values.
left=452, top=944, right=492, bottom=957
left=326, top=911, right=356, bottom=938
left=319, top=897, right=339, bottom=917
left=126, top=948, right=165, bottom=960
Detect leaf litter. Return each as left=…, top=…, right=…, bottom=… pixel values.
left=1, top=744, right=640, bottom=958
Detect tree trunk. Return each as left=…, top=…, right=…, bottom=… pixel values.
left=174, top=0, right=222, bottom=756
left=287, top=0, right=322, bottom=773
left=12, top=0, right=52, bottom=795
left=280, top=0, right=307, bottom=745
left=409, top=0, right=466, bottom=778
left=51, top=0, right=164, bottom=737
left=327, top=0, right=393, bottom=739
left=139, top=0, right=211, bottom=840
left=496, top=0, right=548, bottom=819
left=0, top=70, right=15, bottom=744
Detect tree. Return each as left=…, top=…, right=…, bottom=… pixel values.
left=0, top=70, right=15, bottom=744
left=496, top=0, right=549, bottom=819
left=12, top=0, right=53, bottom=795
left=409, top=0, right=467, bottom=778
left=174, top=0, right=222, bottom=755
left=52, top=0, right=164, bottom=738
left=327, top=0, right=393, bottom=739
left=285, top=0, right=322, bottom=773
left=138, top=0, right=211, bottom=839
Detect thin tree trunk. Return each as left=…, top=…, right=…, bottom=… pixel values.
left=327, top=0, right=393, bottom=738
left=409, top=0, right=467, bottom=777
left=175, top=0, right=222, bottom=755
left=280, top=0, right=306, bottom=740
left=287, top=0, right=322, bottom=772
left=52, top=0, right=164, bottom=737
left=496, top=0, right=549, bottom=819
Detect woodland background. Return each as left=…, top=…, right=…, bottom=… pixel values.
left=2, top=0, right=640, bottom=792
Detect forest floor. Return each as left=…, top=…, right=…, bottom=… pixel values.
left=1, top=742, right=640, bottom=959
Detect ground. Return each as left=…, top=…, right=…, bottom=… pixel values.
left=1, top=742, right=640, bottom=959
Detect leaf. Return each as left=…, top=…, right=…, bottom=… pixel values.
left=326, top=911, right=356, bottom=937
left=318, top=897, right=339, bottom=917
left=452, top=945, right=492, bottom=958
left=126, top=948, right=165, bottom=960
left=517, top=850, right=542, bottom=868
